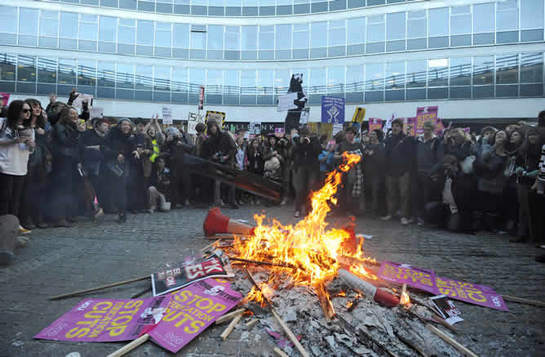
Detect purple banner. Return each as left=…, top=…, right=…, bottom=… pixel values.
left=378, top=261, right=508, bottom=311
left=35, top=296, right=170, bottom=342
left=378, top=261, right=437, bottom=294
left=149, top=278, right=242, bottom=353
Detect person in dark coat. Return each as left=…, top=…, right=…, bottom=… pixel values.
left=164, top=127, right=194, bottom=208
left=102, top=118, right=135, bottom=223
left=363, top=129, right=386, bottom=216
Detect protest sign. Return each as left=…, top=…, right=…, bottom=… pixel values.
left=187, top=112, right=203, bottom=135
left=249, top=122, right=261, bottom=135
left=198, top=86, right=205, bottom=110
left=332, top=123, right=344, bottom=136
left=321, top=96, right=345, bottom=124
left=368, top=118, right=383, bottom=132
left=34, top=296, right=170, bottom=342
left=205, top=111, right=226, bottom=127
left=274, top=127, right=285, bottom=137
left=378, top=261, right=509, bottom=311
left=151, top=255, right=233, bottom=297
left=300, top=108, right=309, bottom=124
left=277, top=92, right=298, bottom=112
left=149, top=278, right=242, bottom=353
left=162, top=106, right=173, bottom=125
left=378, top=261, right=437, bottom=294
left=1, top=92, right=10, bottom=107
left=351, top=107, right=366, bottom=123
left=72, top=93, right=93, bottom=109
left=405, top=117, right=417, bottom=136
left=90, top=107, right=103, bottom=119
left=416, top=106, right=439, bottom=135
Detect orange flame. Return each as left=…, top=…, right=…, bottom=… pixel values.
left=400, top=284, right=411, bottom=307
left=232, top=152, right=368, bottom=308
left=348, top=264, right=378, bottom=281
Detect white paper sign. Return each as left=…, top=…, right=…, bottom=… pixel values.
left=162, top=106, right=173, bottom=125
left=90, top=107, right=103, bottom=119
left=300, top=109, right=309, bottom=124
left=187, top=112, right=203, bottom=135
left=277, top=93, right=298, bottom=112
left=72, top=93, right=93, bottom=109
left=332, top=123, right=344, bottom=136
left=249, top=122, right=261, bottom=135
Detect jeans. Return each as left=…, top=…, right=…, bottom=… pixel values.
left=385, top=172, right=411, bottom=218
left=293, top=166, right=319, bottom=213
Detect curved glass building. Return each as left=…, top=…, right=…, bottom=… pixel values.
left=1, top=0, right=544, bottom=122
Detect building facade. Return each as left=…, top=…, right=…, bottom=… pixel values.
left=0, top=0, right=544, bottom=123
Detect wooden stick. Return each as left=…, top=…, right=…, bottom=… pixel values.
left=215, top=308, right=245, bottom=325
left=245, top=318, right=259, bottom=329
left=130, top=286, right=152, bottom=299
left=220, top=314, right=242, bottom=341
left=271, top=309, right=310, bottom=357
left=395, top=330, right=428, bottom=357
left=502, top=294, right=545, bottom=307
left=49, top=275, right=150, bottom=300
left=106, top=333, right=149, bottom=357
left=200, top=242, right=215, bottom=252
left=229, top=256, right=296, bottom=269
left=426, top=324, right=479, bottom=357
left=273, top=347, right=289, bottom=357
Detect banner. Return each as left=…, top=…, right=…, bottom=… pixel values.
left=72, top=93, right=93, bottom=109
left=351, top=107, right=366, bottom=123
left=162, top=106, right=173, bottom=125
left=149, top=278, right=242, bottom=353
left=1, top=92, right=10, bottom=107
left=277, top=93, right=298, bottom=112
left=205, top=111, right=226, bottom=127
left=321, top=96, right=345, bottom=124
left=378, top=261, right=508, bottom=311
left=151, top=255, right=233, bottom=297
left=368, top=118, right=383, bottom=132
left=34, top=296, right=170, bottom=342
left=416, top=106, right=439, bottom=135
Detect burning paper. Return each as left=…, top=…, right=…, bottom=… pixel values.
left=34, top=296, right=170, bottom=342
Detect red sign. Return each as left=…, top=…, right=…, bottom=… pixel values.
left=198, top=86, right=205, bottom=110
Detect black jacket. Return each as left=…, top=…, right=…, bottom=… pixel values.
left=384, top=133, right=415, bottom=176
left=292, top=136, right=321, bottom=170
left=202, top=131, right=236, bottom=165
left=80, top=129, right=107, bottom=175
left=51, top=121, right=80, bottom=161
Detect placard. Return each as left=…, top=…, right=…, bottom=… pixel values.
left=416, top=106, right=439, bottom=135
left=1, top=92, right=10, bottom=107
left=162, top=106, right=173, bottom=125
left=368, top=118, right=383, bottom=132
left=72, top=93, right=93, bottom=108
left=277, top=93, right=298, bottom=112
left=321, top=96, right=345, bottom=124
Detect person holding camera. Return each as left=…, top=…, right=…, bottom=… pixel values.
left=0, top=100, right=35, bottom=234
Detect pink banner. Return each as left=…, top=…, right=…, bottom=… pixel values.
left=1, top=92, right=9, bottom=107
left=34, top=296, right=170, bottom=342
left=416, top=106, right=439, bottom=135
left=149, top=278, right=242, bottom=353
left=368, top=118, right=383, bottom=132
left=405, top=117, right=417, bottom=137
left=378, top=261, right=508, bottom=311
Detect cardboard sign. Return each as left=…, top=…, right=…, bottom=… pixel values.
left=249, top=122, right=261, bottom=135
left=72, top=93, right=93, bottom=109
left=162, top=106, right=173, bottom=125
left=149, top=278, right=242, bottom=353
left=405, top=117, right=416, bottom=136
left=1, top=92, right=10, bottom=107
left=90, top=107, right=104, bottom=119
left=151, top=255, right=232, bottom=297
left=351, top=107, right=366, bottom=123
left=300, top=108, right=309, bottom=125
left=277, top=92, right=298, bottom=112
left=274, top=127, right=285, bottom=137
left=34, top=296, right=170, bottom=342
left=378, top=261, right=508, bottom=311
left=332, top=123, right=344, bottom=136
left=321, top=96, right=345, bottom=124
left=368, top=118, right=383, bottom=132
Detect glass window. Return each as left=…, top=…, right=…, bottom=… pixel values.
left=0, top=6, right=17, bottom=34
left=276, top=24, right=291, bottom=50
left=365, top=63, right=384, bottom=90
left=17, top=55, right=36, bottom=82
left=40, top=11, right=59, bottom=38
left=99, top=16, right=117, bottom=42
left=0, top=54, right=17, bottom=81
left=191, top=28, right=206, bottom=50
left=429, top=8, right=449, bottom=36
left=386, top=12, right=406, bottom=41
left=428, top=58, right=449, bottom=87
left=137, top=20, right=154, bottom=45
left=386, top=62, right=405, bottom=89
left=60, top=12, right=78, bottom=38
left=155, top=22, right=172, bottom=48
left=449, top=57, right=471, bottom=86
left=207, top=25, right=224, bottom=50
left=311, top=22, right=327, bottom=48
left=257, top=69, right=273, bottom=91
left=293, top=24, right=309, bottom=48
left=310, top=68, right=326, bottom=93
left=135, top=65, right=152, bottom=90
left=328, top=66, right=344, bottom=87
left=241, top=70, right=256, bottom=88
left=328, top=20, right=345, bottom=47
left=97, top=61, right=115, bottom=87
left=38, top=57, right=57, bottom=83
left=473, top=56, right=494, bottom=85
left=78, top=60, right=96, bottom=87
left=407, top=10, right=426, bottom=38
left=521, top=0, right=544, bottom=29
left=347, top=17, right=365, bottom=44
left=20, top=8, right=39, bottom=35
left=190, top=68, right=205, bottom=85
left=473, top=3, right=494, bottom=33
left=450, top=6, right=471, bottom=35
left=207, top=69, right=222, bottom=91
left=225, top=26, right=240, bottom=50
left=118, top=19, right=135, bottom=44
left=173, top=24, right=189, bottom=48
left=242, top=26, right=257, bottom=50
left=58, top=59, right=76, bottom=84
left=496, top=0, right=518, bottom=31
left=172, top=67, right=188, bottom=91
left=520, top=53, right=543, bottom=83
left=496, top=54, right=519, bottom=84
left=225, top=70, right=240, bottom=89
left=259, top=25, right=274, bottom=50
left=79, top=15, right=98, bottom=41
left=406, top=60, right=427, bottom=88
left=367, top=15, right=385, bottom=43
left=274, top=69, right=289, bottom=93
left=154, top=65, right=171, bottom=90
left=346, top=65, right=364, bottom=92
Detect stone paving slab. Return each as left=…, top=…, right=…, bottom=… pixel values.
left=1, top=206, right=544, bottom=356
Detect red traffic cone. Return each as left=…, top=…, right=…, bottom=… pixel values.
left=203, top=207, right=254, bottom=237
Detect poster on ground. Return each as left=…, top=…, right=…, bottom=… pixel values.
left=149, top=278, right=242, bottom=353
left=378, top=261, right=508, bottom=311
left=151, top=255, right=233, bottom=297
left=321, top=96, right=345, bottom=124
left=34, top=296, right=170, bottom=342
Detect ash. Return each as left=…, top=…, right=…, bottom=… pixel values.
left=230, top=268, right=460, bottom=357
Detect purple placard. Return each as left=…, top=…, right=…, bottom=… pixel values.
left=435, top=276, right=508, bottom=312
left=34, top=296, right=170, bottom=342
left=378, top=261, right=437, bottom=294
left=149, top=278, right=242, bottom=353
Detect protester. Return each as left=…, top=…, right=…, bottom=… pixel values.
left=147, top=157, right=172, bottom=213
left=164, top=126, right=193, bottom=208
left=335, top=126, right=364, bottom=215
left=362, top=129, right=385, bottom=217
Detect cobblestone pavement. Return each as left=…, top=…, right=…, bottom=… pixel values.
left=1, top=205, right=544, bottom=357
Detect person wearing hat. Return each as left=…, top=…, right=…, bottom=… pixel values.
left=102, top=118, right=135, bottom=223
left=79, top=117, right=110, bottom=218
left=292, top=126, right=322, bottom=218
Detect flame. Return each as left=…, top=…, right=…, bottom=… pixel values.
left=243, top=282, right=274, bottom=307
left=348, top=264, right=378, bottom=281
left=231, top=153, right=369, bottom=312
left=400, top=291, right=411, bottom=306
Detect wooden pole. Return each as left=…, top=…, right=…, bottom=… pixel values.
left=502, top=295, right=545, bottom=308
left=229, top=256, right=296, bottom=269
left=426, top=324, right=479, bottom=357
left=49, top=275, right=150, bottom=300
left=220, top=314, right=242, bottom=341
left=215, top=308, right=245, bottom=325
left=273, top=347, right=289, bottom=357
left=106, top=333, right=149, bottom=357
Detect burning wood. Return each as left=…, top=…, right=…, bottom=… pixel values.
left=228, top=256, right=296, bottom=269
left=215, top=308, right=245, bottom=325
left=220, top=313, right=243, bottom=341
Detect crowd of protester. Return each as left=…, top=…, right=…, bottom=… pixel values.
left=1, top=93, right=544, bottom=260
